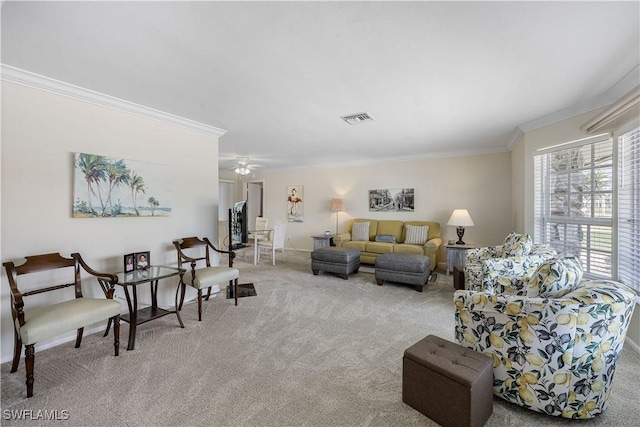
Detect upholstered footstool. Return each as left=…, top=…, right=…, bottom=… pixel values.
left=311, top=247, right=360, bottom=280
left=375, top=253, right=430, bottom=291
left=403, top=335, right=493, bottom=427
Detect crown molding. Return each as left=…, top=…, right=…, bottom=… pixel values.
left=518, top=64, right=640, bottom=133
left=1, top=64, right=227, bottom=137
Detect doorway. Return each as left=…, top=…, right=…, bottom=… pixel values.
left=244, top=181, right=264, bottom=231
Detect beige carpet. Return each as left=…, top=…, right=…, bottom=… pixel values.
left=2, top=250, right=639, bottom=426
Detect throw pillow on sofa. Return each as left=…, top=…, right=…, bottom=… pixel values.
left=351, top=221, right=370, bottom=241
left=532, top=257, right=584, bottom=298
left=375, top=234, right=396, bottom=243
left=500, top=232, right=533, bottom=257
left=404, top=224, right=429, bottom=245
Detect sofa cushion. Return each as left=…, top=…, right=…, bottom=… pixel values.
left=404, top=224, right=429, bottom=245
left=343, top=240, right=368, bottom=252
left=500, top=232, right=533, bottom=257
left=365, top=242, right=394, bottom=255
left=394, top=244, right=425, bottom=255
left=534, top=257, right=584, bottom=298
left=352, top=221, right=370, bottom=241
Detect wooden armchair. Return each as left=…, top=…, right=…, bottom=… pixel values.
left=2, top=252, right=121, bottom=397
left=173, top=237, right=240, bottom=320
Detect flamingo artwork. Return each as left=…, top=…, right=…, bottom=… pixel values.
left=287, top=186, right=304, bottom=222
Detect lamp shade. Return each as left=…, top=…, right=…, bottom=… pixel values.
left=447, top=209, right=474, bottom=227
left=330, top=199, right=345, bottom=212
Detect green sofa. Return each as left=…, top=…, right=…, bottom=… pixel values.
left=333, top=219, right=441, bottom=270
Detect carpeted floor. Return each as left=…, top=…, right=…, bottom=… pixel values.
left=1, top=250, right=639, bottom=426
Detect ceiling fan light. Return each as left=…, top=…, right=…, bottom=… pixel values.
left=234, top=166, right=251, bottom=175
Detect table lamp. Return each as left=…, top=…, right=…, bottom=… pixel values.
left=447, top=209, right=474, bottom=245
left=330, top=198, right=345, bottom=234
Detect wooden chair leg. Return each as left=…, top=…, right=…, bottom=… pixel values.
left=25, top=344, right=35, bottom=398
left=205, top=287, right=212, bottom=301
left=234, top=278, right=238, bottom=306
left=197, top=289, right=203, bottom=321
left=113, top=315, right=120, bottom=357
left=11, top=328, right=22, bottom=373
left=103, top=318, right=112, bottom=337
left=178, top=282, right=186, bottom=311
left=75, top=327, right=84, bottom=348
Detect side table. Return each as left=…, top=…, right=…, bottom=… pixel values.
left=98, top=265, right=185, bottom=351
left=311, top=234, right=333, bottom=250
left=445, top=243, right=475, bottom=275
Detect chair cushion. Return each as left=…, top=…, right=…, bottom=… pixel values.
left=351, top=221, right=370, bottom=241
left=500, top=232, right=533, bottom=257
left=404, top=224, right=429, bottom=245
left=183, top=266, right=239, bottom=290
left=20, top=298, right=121, bottom=346
left=532, top=257, right=583, bottom=298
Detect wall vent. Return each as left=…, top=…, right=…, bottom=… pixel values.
left=341, top=112, right=374, bottom=125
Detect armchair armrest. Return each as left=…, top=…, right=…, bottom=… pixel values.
left=72, top=253, right=119, bottom=299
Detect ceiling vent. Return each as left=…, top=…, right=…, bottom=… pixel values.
left=341, top=112, right=375, bottom=125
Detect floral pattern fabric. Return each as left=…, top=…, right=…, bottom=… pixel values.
left=500, top=232, right=534, bottom=257
left=465, top=243, right=557, bottom=292
left=454, top=280, right=636, bottom=419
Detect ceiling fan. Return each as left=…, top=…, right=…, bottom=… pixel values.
left=233, top=157, right=252, bottom=176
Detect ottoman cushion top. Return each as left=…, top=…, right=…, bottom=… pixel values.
left=311, top=247, right=360, bottom=263
left=375, top=253, right=430, bottom=273
left=404, top=335, right=492, bottom=387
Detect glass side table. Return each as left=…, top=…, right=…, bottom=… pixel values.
left=98, top=265, right=185, bottom=351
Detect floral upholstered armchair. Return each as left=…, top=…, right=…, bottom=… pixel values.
left=464, top=232, right=557, bottom=291
left=454, top=257, right=637, bottom=419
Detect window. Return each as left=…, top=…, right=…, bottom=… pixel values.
left=618, top=126, right=640, bottom=291
left=534, top=127, right=640, bottom=292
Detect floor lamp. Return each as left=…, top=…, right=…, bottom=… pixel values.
left=330, top=199, right=345, bottom=234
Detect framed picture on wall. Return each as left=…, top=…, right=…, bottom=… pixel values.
left=287, top=185, right=304, bottom=222
left=369, top=188, right=414, bottom=212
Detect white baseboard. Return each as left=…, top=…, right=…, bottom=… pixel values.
left=626, top=336, right=640, bottom=354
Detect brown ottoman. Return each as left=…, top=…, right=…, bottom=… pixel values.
left=403, top=335, right=493, bottom=427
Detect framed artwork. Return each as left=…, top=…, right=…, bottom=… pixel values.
left=124, top=253, right=135, bottom=272
left=73, top=152, right=172, bottom=218
left=369, top=188, right=414, bottom=212
left=287, top=185, right=304, bottom=222
left=135, top=252, right=150, bottom=270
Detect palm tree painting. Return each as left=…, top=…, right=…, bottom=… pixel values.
left=73, top=152, right=171, bottom=218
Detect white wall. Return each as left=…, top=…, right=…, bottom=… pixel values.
left=253, top=151, right=513, bottom=268
left=1, top=82, right=221, bottom=362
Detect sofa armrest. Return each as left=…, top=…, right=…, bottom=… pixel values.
left=424, top=237, right=442, bottom=250
left=332, top=232, right=351, bottom=247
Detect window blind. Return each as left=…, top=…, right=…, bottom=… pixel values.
left=534, top=135, right=613, bottom=278
left=618, top=126, right=640, bottom=292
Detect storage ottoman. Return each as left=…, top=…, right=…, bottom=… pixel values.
left=311, top=247, right=360, bottom=280
left=375, top=252, right=430, bottom=291
left=403, top=335, right=493, bottom=427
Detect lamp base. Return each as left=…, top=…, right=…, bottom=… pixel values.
left=455, top=226, right=466, bottom=245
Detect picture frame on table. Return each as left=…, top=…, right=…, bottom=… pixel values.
left=135, top=251, right=150, bottom=270
left=124, top=253, right=135, bottom=272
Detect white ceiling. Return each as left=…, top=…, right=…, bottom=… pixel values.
left=2, top=1, right=639, bottom=173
